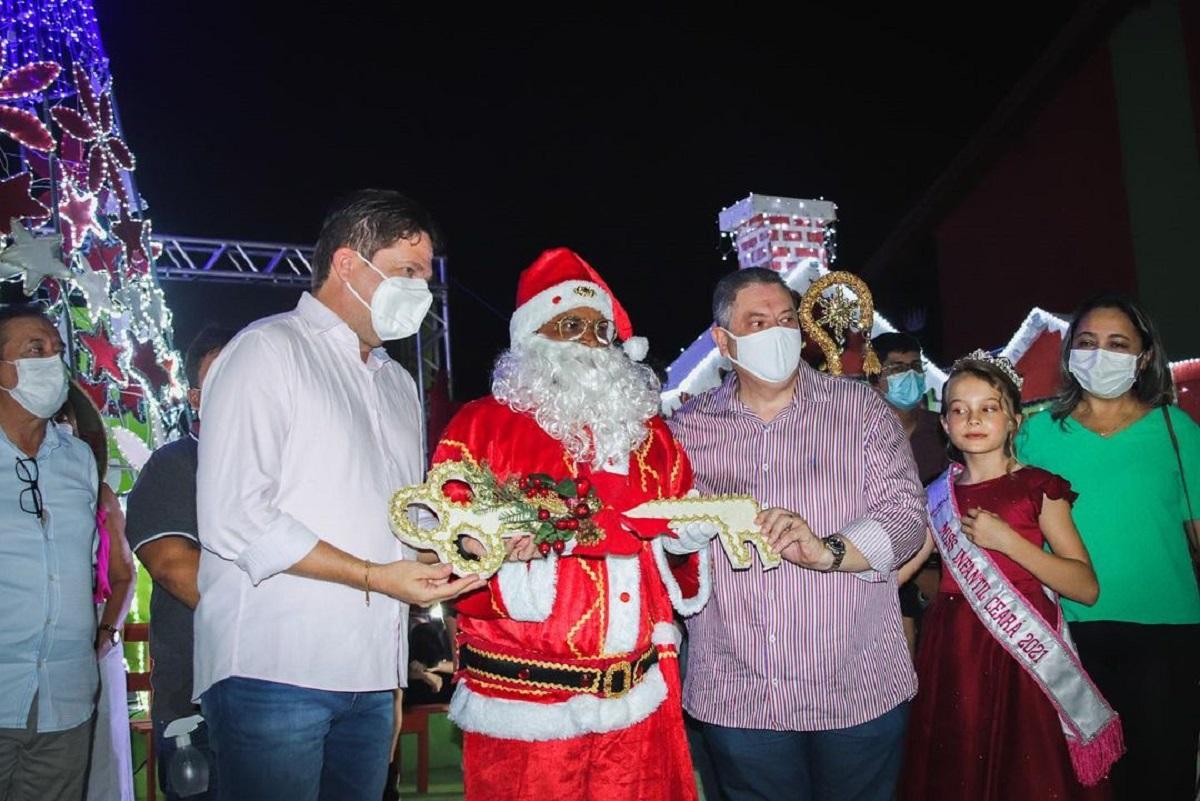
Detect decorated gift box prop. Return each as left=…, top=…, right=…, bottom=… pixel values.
left=624, top=495, right=782, bottom=570
left=718, top=193, right=837, bottom=273
left=389, top=462, right=604, bottom=578
left=799, top=271, right=881, bottom=377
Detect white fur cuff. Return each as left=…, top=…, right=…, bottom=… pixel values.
left=663, top=520, right=719, bottom=555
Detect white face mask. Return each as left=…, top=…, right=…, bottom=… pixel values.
left=1068, top=348, right=1141, bottom=399
left=347, top=252, right=434, bottom=341
left=722, top=326, right=804, bottom=384
left=3, top=355, right=69, bottom=419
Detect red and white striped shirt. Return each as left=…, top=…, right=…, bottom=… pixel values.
left=668, top=364, right=925, bottom=731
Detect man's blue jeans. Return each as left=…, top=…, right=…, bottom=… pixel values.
left=702, top=702, right=909, bottom=801
left=201, top=677, right=393, bottom=801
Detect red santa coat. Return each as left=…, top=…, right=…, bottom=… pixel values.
left=431, top=397, right=709, bottom=801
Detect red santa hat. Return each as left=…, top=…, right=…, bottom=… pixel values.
left=509, top=247, right=649, bottom=362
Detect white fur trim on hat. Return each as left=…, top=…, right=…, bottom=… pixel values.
left=622, top=336, right=649, bottom=363
left=510, top=280, right=613, bottom=345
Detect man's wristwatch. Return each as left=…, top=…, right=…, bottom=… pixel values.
left=98, top=624, right=120, bottom=647
left=821, top=535, right=846, bottom=572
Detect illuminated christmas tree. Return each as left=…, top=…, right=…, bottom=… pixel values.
left=0, top=0, right=183, bottom=490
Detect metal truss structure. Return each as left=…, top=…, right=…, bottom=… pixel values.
left=155, top=235, right=453, bottom=458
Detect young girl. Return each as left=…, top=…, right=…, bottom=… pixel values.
left=901, top=351, right=1122, bottom=801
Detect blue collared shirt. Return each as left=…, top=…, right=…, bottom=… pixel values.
left=0, top=422, right=99, bottom=732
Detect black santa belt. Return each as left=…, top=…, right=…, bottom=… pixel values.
left=460, top=643, right=658, bottom=699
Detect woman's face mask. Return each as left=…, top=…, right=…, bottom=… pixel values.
left=1068, top=348, right=1141, bottom=399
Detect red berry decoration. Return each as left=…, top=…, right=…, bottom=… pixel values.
left=440, top=480, right=474, bottom=504
left=519, top=477, right=530, bottom=490
left=552, top=540, right=565, bottom=553
left=538, top=542, right=552, bottom=555
left=573, top=503, right=590, bottom=518
left=566, top=519, right=579, bottom=531
left=554, top=519, right=569, bottom=531
left=574, top=477, right=591, bottom=496
left=537, top=508, right=550, bottom=521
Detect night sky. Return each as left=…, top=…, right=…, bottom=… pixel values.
left=96, top=3, right=1080, bottom=400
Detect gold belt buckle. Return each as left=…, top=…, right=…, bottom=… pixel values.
left=602, top=660, right=633, bottom=698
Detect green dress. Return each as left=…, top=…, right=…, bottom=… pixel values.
left=1016, top=406, right=1200, bottom=624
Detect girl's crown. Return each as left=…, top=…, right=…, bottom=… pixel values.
left=952, top=349, right=1025, bottom=390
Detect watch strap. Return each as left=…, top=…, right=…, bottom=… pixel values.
left=821, top=535, right=846, bottom=572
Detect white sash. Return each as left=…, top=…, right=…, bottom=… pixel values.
left=927, top=465, right=1123, bottom=786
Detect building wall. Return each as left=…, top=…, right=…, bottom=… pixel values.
left=934, top=45, right=1136, bottom=359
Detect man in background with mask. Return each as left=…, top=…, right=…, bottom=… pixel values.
left=125, top=323, right=232, bottom=801
left=669, top=268, right=926, bottom=801
left=193, top=190, right=483, bottom=801
left=869, top=332, right=945, bottom=485
left=0, top=304, right=99, bottom=801
left=869, top=331, right=946, bottom=655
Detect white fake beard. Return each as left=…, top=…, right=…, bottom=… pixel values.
left=492, top=337, right=661, bottom=467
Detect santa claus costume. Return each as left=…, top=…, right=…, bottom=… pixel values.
left=433, top=248, right=711, bottom=801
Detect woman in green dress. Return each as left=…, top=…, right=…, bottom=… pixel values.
left=1016, top=293, right=1200, bottom=801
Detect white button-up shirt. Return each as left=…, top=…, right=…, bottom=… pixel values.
left=194, top=293, right=423, bottom=698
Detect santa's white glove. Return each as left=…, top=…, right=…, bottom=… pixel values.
left=663, top=519, right=720, bottom=555
left=660, top=393, right=684, bottom=419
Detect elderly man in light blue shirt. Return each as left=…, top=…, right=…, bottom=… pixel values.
left=0, top=304, right=99, bottom=801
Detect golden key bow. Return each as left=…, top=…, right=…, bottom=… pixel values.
left=624, top=495, right=781, bottom=570
left=388, top=462, right=515, bottom=578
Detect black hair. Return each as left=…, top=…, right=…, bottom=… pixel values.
left=711, top=268, right=791, bottom=328
left=0, top=303, right=51, bottom=353
left=185, top=325, right=236, bottom=387
left=1050, top=293, right=1175, bottom=421
left=311, top=189, right=442, bottom=291
left=871, top=331, right=923, bottom=361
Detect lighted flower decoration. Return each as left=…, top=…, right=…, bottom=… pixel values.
left=0, top=41, right=62, bottom=152
left=58, top=178, right=104, bottom=254
left=50, top=64, right=136, bottom=207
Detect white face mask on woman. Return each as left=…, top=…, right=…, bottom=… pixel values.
left=1068, top=348, right=1141, bottom=399
left=722, top=326, right=804, bottom=384
left=2, top=355, right=69, bottom=419
left=348, top=252, right=434, bottom=341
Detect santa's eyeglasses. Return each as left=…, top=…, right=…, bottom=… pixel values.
left=554, top=316, right=616, bottom=345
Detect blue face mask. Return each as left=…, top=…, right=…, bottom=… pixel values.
left=885, top=369, right=926, bottom=410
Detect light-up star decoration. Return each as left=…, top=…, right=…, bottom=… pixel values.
left=0, top=174, right=52, bottom=234
left=816, top=286, right=860, bottom=346
left=58, top=179, right=104, bottom=254
left=71, top=266, right=113, bottom=320
left=78, top=323, right=127, bottom=385
left=0, top=219, right=70, bottom=294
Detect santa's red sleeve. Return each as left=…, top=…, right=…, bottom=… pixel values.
left=432, top=399, right=561, bottom=622
left=647, top=417, right=711, bottom=616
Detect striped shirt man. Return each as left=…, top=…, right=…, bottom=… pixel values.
left=669, top=363, right=926, bottom=731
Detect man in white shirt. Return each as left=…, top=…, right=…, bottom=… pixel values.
left=194, top=190, right=483, bottom=801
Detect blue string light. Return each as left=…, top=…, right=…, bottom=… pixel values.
left=0, top=0, right=109, bottom=101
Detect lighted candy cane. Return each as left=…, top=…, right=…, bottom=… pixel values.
left=799, top=271, right=882, bottom=377
left=624, top=495, right=781, bottom=570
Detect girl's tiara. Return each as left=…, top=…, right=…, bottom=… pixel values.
left=951, top=349, right=1025, bottom=390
